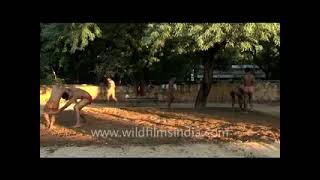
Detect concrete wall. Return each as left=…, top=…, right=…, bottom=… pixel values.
left=40, top=81, right=280, bottom=105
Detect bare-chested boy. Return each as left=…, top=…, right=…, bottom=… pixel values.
left=43, top=84, right=65, bottom=129
left=57, top=87, right=93, bottom=128
left=241, top=67, right=255, bottom=111
left=167, top=77, right=176, bottom=109
left=106, top=78, right=117, bottom=102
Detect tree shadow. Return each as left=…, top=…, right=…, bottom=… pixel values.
left=194, top=107, right=279, bottom=128
left=40, top=104, right=280, bottom=146
left=83, top=106, right=280, bottom=143
left=118, top=106, right=280, bottom=129
left=40, top=110, right=194, bottom=146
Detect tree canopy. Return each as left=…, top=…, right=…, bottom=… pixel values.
left=40, top=23, right=280, bottom=107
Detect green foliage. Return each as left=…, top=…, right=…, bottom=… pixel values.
left=40, top=23, right=280, bottom=84
left=252, top=40, right=280, bottom=79
left=40, top=23, right=67, bottom=80
left=62, top=23, right=102, bottom=53
left=141, top=23, right=279, bottom=60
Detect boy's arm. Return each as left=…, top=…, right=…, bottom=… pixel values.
left=59, top=98, right=76, bottom=112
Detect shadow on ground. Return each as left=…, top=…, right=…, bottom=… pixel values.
left=40, top=110, right=193, bottom=146
left=119, top=106, right=280, bottom=128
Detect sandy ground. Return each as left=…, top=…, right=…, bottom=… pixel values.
left=40, top=102, right=280, bottom=158
left=40, top=102, right=280, bottom=117
left=40, top=142, right=280, bottom=158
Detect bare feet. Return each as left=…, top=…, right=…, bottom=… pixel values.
left=45, top=123, right=50, bottom=129
left=48, top=125, right=55, bottom=130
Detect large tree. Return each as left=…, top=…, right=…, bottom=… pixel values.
left=40, top=23, right=280, bottom=107
left=91, top=23, right=156, bottom=95
left=40, top=23, right=102, bottom=83
left=249, top=40, right=280, bottom=80
left=141, top=23, right=280, bottom=108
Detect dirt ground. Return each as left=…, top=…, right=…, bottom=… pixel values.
left=40, top=142, right=280, bottom=158
left=40, top=103, right=280, bottom=157
left=40, top=105, right=280, bottom=146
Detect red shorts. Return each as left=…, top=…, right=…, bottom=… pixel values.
left=88, top=96, right=93, bottom=104
left=242, top=86, right=254, bottom=94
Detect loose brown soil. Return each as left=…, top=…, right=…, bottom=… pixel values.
left=40, top=106, right=280, bottom=146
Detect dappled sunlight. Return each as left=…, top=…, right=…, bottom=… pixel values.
left=40, top=104, right=280, bottom=146
left=40, top=109, right=193, bottom=146
left=40, top=23, right=280, bottom=158
left=82, top=106, right=280, bottom=143
left=40, top=106, right=280, bottom=146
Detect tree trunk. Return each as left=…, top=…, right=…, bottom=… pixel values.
left=194, top=60, right=214, bottom=108
left=265, top=71, right=270, bottom=80
left=194, top=41, right=226, bottom=109
left=136, top=73, right=146, bottom=96
left=51, top=67, right=57, bottom=81
left=76, top=71, right=80, bottom=83
left=261, top=65, right=270, bottom=80
left=136, top=81, right=145, bottom=96
left=256, top=64, right=269, bottom=80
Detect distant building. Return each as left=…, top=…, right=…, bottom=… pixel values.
left=192, top=64, right=266, bottom=81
